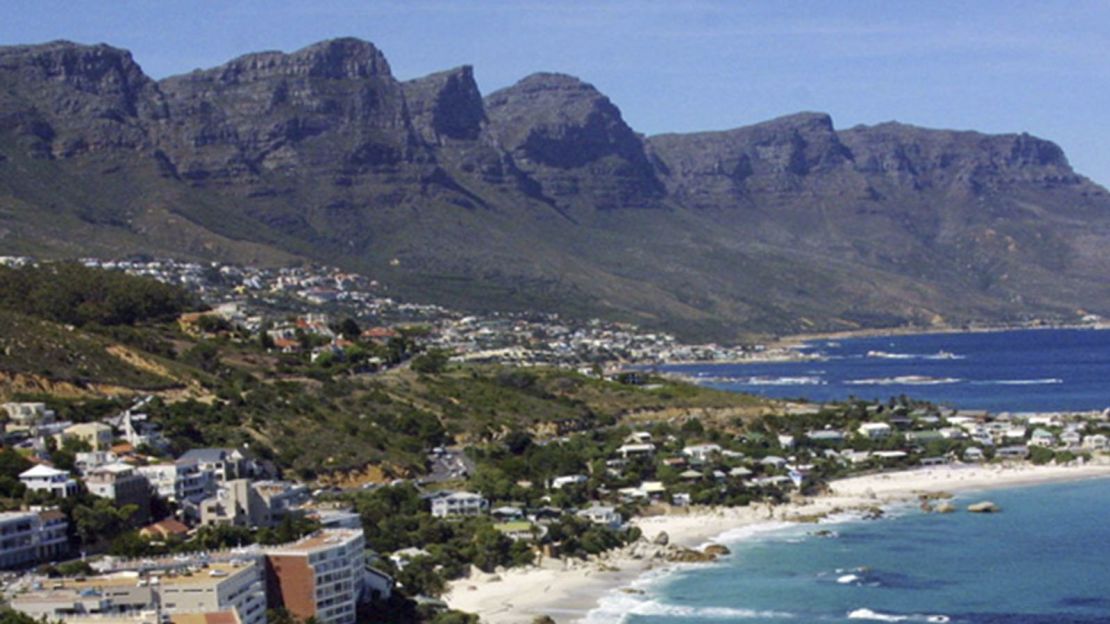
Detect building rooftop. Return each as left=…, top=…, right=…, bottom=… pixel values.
left=54, top=562, right=253, bottom=590
left=265, top=529, right=363, bottom=556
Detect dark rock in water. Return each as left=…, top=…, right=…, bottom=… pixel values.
left=653, top=531, right=669, bottom=546
left=862, top=506, right=885, bottom=520
left=667, top=547, right=717, bottom=563
left=704, top=543, right=731, bottom=557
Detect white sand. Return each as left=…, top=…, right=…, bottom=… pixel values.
left=443, top=461, right=1110, bottom=623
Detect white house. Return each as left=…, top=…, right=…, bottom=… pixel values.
left=551, top=474, right=588, bottom=489
left=19, top=465, right=79, bottom=498
left=858, top=422, right=892, bottom=439
left=1029, top=429, right=1057, bottom=448
left=777, top=434, right=795, bottom=449
left=681, top=443, right=722, bottom=463
left=616, top=443, right=655, bottom=459
left=1082, top=434, right=1108, bottom=450
left=430, top=491, right=489, bottom=518
left=576, top=504, right=622, bottom=529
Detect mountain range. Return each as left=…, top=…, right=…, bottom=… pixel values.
left=2, top=37, right=1108, bottom=340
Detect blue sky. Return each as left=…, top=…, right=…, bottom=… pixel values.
left=3, top=1, right=1108, bottom=184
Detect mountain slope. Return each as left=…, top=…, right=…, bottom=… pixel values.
left=1, top=38, right=1108, bottom=340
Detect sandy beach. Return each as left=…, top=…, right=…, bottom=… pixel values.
left=443, top=460, right=1110, bottom=623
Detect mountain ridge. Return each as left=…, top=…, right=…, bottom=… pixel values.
left=1, top=37, right=1108, bottom=341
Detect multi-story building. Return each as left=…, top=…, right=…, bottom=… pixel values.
left=85, top=463, right=152, bottom=523
left=0, top=509, right=68, bottom=568
left=10, top=559, right=267, bottom=624
left=2, top=402, right=55, bottom=430
left=177, top=449, right=255, bottom=483
left=264, top=529, right=368, bottom=624
left=20, top=465, right=80, bottom=498
left=200, top=480, right=309, bottom=529
left=429, top=491, right=488, bottom=518
left=61, top=422, right=114, bottom=451
left=137, top=460, right=214, bottom=504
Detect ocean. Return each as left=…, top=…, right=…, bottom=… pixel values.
left=584, top=329, right=1110, bottom=624
left=660, top=328, right=1110, bottom=413
left=587, top=478, right=1110, bottom=624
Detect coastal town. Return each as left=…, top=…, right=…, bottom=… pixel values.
left=0, top=255, right=773, bottom=369
left=0, top=389, right=1107, bottom=624
left=0, top=258, right=1108, bottom=623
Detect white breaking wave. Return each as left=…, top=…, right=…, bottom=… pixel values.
left=845, top=376, right=961, bottom=386
left=847, top=608, right=950, bottom=623
left=866, top=350, right=965, bottom=361
left=971, top=378, right=1063, bottom=386
left=585, top=593, right=797, bottom=622
left=704, top=375, right=827, bottom=386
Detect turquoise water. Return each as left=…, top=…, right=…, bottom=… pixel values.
left=587, top=478, right=1110, bottom=623
left=661, top=328, right=1110, bottom=413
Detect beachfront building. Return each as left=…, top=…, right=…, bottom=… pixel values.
left=0, top=510, right=68, bottom=569
left=576, top=504, right=622, bottom=529
left=1083, top=434, right=1109, bottom=450
left=1029, top=429, right=1057, bottom=448
left=263, top=529, right=369, bottom=624
left=19, top=465, right=80, bottom=498
left=430, top=492, right=489, bottom=518
left=10, top=559, right=267, bottom=624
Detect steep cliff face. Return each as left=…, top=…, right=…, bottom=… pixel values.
left=156, top=38, right=422, bottom=184
left=484, top=73, right=665, bottom=211
left=403, top=65, right=486, bottom=144
left=0, top=41, right=164, bottom=158
left=1, top=37, right=1109, bottom=339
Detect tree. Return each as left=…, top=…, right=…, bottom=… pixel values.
left=411, top=350, right=450, bottom=375
left=338, top=318, right=361, bottom=340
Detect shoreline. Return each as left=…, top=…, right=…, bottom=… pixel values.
left=766, top=321, right=1110, bottom=350
left=442, top=461, right=1110, bottom=623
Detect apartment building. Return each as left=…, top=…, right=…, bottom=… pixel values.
left=85, top=463, right=152, bottom=523
left=264, top=529, right=368, bottom=624
left=0, top=510, right=68, bottom=569
left=61, top=422, right=114, bottom=451
left=137, top=461, right=214, bottom=504
left=11, top=560, right=267, bottom=624
left=200, top=480, right=309, bottom=529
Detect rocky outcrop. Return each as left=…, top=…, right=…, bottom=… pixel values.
left=156, top=38, right=421, bottom=182
left=485, top=73, right=665, bottom=210
left=968, top=501, right=1000, bottom=513
left=403, top=65, right=486, bottom=143
left=0, top=41, right=165, bottom=158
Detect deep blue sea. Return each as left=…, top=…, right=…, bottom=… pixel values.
left=660, top=328, right=1110, bottom=413
left=588, top=329, right=1110, bottom=624
left=587, top=478, right=1110, bottom=624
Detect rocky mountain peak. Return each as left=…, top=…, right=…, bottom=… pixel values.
left=403, top=65, right=485, bottom=143
left=0, top=40, right=164, bottom=120
left=484, top=72, right=664, bottom=208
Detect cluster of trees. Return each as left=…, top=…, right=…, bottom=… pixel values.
left=108, top=515, right=321, bottom=558
left=0, top=263, right=198, bottom=327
